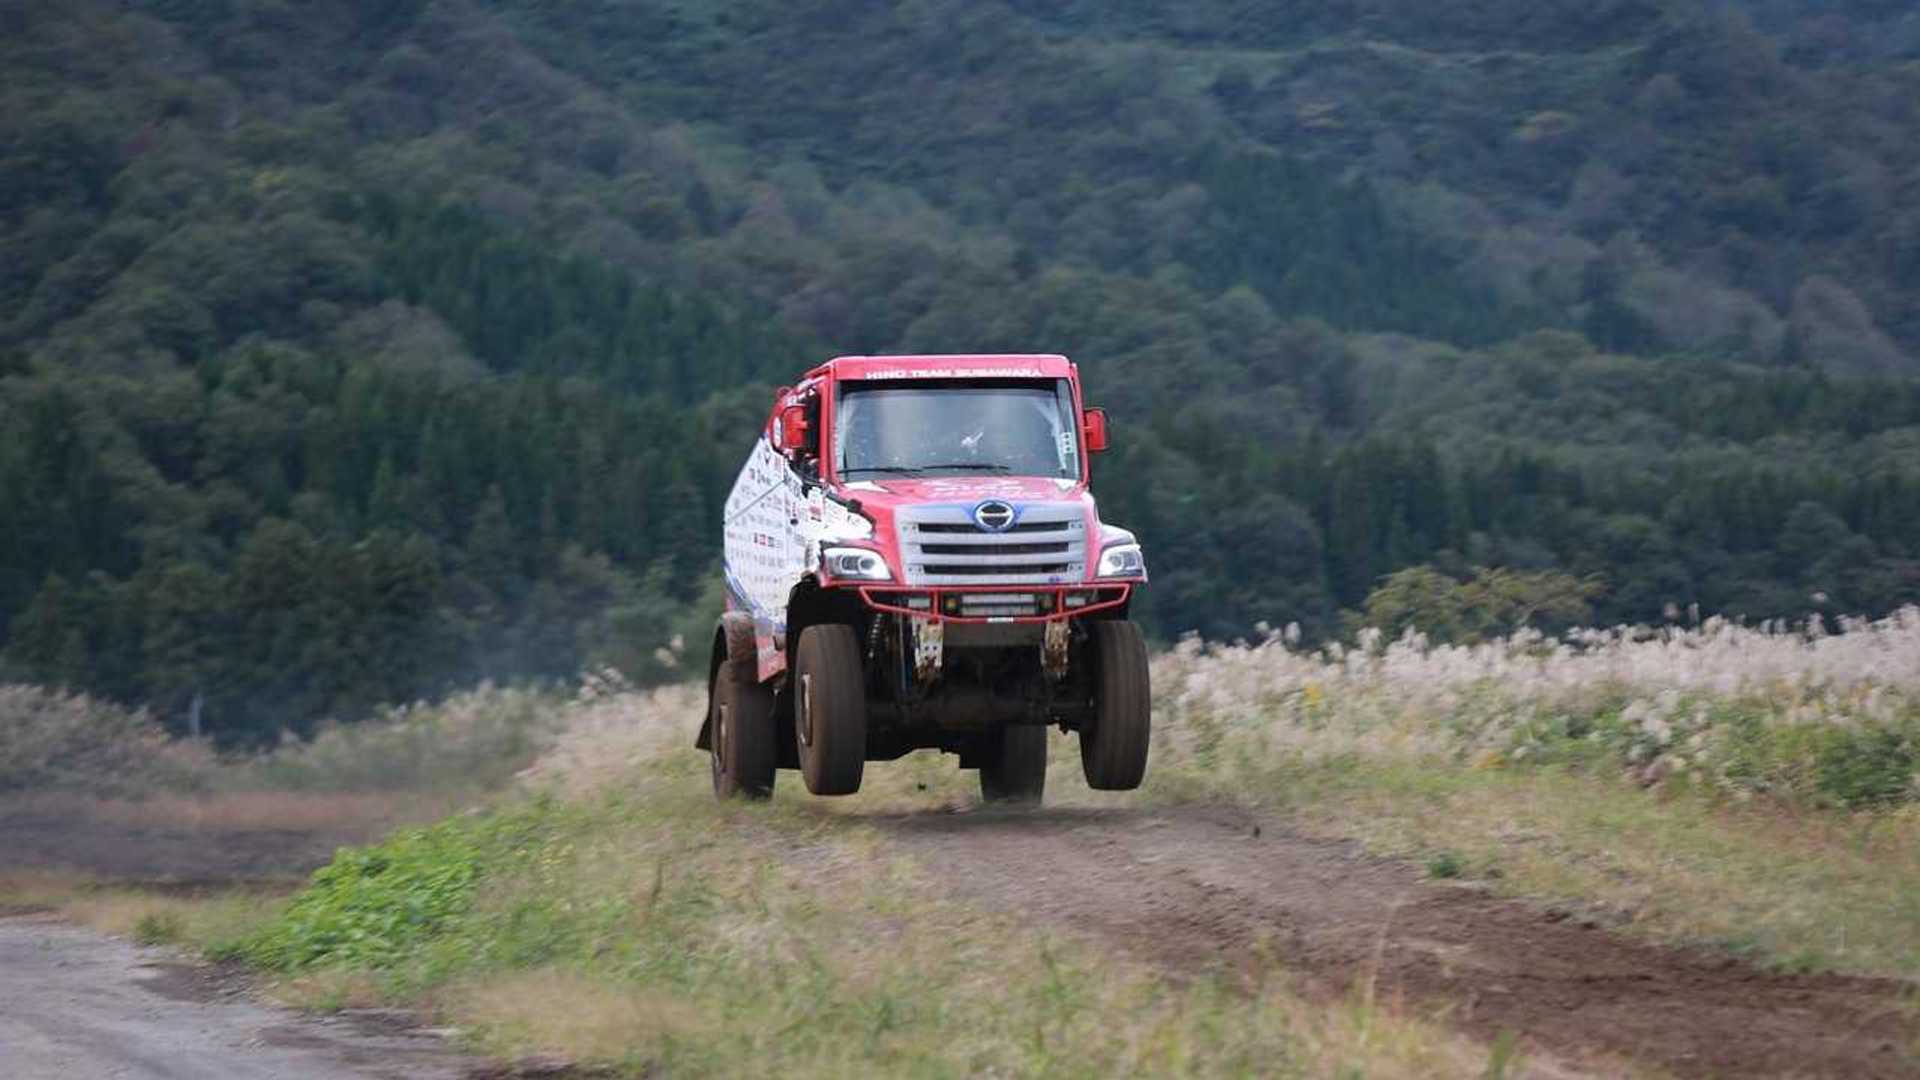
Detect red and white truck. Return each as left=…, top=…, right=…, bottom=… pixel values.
left=698, top=354, right=1151, bottom=802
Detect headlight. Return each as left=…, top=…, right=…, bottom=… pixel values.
left=1097, top=543, right=1146, bottom=579
left=822, top=546, right=892, bottom=582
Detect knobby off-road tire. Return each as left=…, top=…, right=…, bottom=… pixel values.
left=710, top=647, right=776, bottom=800
left=979, top=725, right=1047, bottom=805
left=1081, top=620, right=1151, bottom=790
left=795, top=624, right=867, bottom=796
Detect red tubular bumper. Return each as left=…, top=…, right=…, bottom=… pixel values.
left=854, top=583, right=1133, bottom=623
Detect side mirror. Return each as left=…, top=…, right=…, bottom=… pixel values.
left=779, top=404, right=814, bottom=455
left=1082, top=407, right=1110, bottom=453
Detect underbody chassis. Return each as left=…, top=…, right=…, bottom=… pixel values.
left=703, top=583, right=1151, bottom=803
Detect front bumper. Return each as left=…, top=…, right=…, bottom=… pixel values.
left=853, top=583, right=1133, bottom=623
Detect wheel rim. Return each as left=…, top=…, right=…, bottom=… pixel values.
left=713, top=700, right=730, bottom=780
left=797, top=673, right=815, bottom=748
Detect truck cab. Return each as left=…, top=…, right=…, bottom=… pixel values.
left=699, top=354, right=1150, bottom=803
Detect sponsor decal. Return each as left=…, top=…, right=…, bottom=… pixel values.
left=858, top=367, right=1045, bottom=380
left=918, top=477, right=1045, bottom=497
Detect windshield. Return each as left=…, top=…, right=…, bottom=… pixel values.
left=834, top=379, right=1081, bottom=481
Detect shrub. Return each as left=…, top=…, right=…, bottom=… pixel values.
left=1813, top=726, right=1916, bottom=808
left=228, top=683, right=561, bottom=794
left=1361, top=565, right=1602, bottom=645
left=133, top=910, right=186, bottom=945
left=0, top=685, right=209, bottom=796
left=244, top=815, right=492, bottom=971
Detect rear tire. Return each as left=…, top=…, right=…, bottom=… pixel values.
left=979, top=725, right=1047, bottom=805
left=710, top=647, right=776, bottom=800
left=794, top=624, right=867, bottom=796
left=1080, top=620, right=1151, bottom=790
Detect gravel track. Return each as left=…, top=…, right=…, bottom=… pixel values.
left=0, top=915, right=474, bottom=1080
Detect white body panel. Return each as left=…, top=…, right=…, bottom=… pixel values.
left=721, top=436, right=871, bottom=672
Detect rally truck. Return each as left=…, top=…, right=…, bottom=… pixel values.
left=697, top=354, right=1150, bottom=803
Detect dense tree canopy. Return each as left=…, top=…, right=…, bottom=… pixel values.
left=4, top=0, right=1920, bottom=742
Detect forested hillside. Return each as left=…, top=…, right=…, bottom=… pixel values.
left=5, top=0, right=1920, bottom=742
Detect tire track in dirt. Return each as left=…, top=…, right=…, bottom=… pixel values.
left=874, top=805, right=1917, bottom=1078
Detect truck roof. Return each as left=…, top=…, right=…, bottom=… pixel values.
left=810, top=354, right=1076, bottom=382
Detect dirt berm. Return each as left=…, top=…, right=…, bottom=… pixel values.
left=876, top=805, right=1916, bottom=1079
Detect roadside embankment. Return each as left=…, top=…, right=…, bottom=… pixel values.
left=5, top=612, right=1918, bottom=1076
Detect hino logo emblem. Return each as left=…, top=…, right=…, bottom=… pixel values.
left=971, top=500, right=1016, bottom=532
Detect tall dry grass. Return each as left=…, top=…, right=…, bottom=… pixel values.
left=1130, top=608, right=1920, bottom=974
left=0, top=685, right=210, bottom=797
left=1152, top=607, right=1920, bottom=807
left=0, top=680, right=569, bottom=801
left=512, top=608, right=1920, bottom=974
left=232, top=682, right=561, bottom=794
left=0, top=680, right=574, bottom=863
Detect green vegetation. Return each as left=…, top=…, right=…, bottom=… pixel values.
left=244, top=813, right=492, bottom=971
left=1360, top=566, right=1602, bottom=644
left=0, top=684, right=198, bottom=796
left=16, top=643, right=1914, bottom=1071
left=131, top=909, right=185, bottom=946
left=59, top=886, right=287, bottom=961
left=1142, top=611, right=1920, bottom=972
left=5, top=1, right=1920, bottom=743
left=1255, top=760, right=1920, bottom=977
left=0, top=681, right=565, bottom=797
left=229, top=776, right=1524, bottom=1077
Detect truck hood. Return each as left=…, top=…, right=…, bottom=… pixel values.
left=826, top=475, right=1105, bottom=584
left=834, top=475, right=1087, bottom=507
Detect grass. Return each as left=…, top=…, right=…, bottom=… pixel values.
left=0, top=869, right=91, bottom=914
left=0, top=788, right=466, bottom=832
left=36, top=883, right=288, bottom=958
left=0, top=681, right=576, bottom=984
left=223, top=745, right=1577, bottom=1078
left=150, top=679, right=1668, bottom=1074
left=0, top=682, right=572, bottom=891
left=11, top=612, right=1920, bottom=1073
left=820, top=728, right=1920, bottom=979
left=1221, top=758, right=1920, bottom=976
left=0, top=680, right=569, bottom=802
left=1119, top=613, right=1920, bottom=978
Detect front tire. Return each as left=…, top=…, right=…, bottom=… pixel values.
left=794, top=624, right=867, bottom=796
left=710, top=647, right=776, bottom=800
left=1080, top=620, right=1151, bottom=790
left=979, top=725, right=1047, bottom=805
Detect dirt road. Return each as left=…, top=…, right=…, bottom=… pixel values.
left=0, top=914, right=474, bottom=1080
left=5, top=795, right=1913, bottom=1077
left=877, top=805, right=1917, bottom=1079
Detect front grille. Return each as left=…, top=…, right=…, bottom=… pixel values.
left=917, top=521, right=1061, bottom=534
left=895, top=502, right=1088, bottom=586
left=919, top=542, right=1070, bottom=556
left=924, top=562, right=1075, bottom=577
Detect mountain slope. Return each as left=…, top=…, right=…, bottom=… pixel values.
left=3, top=0, right=1919, bottom=739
